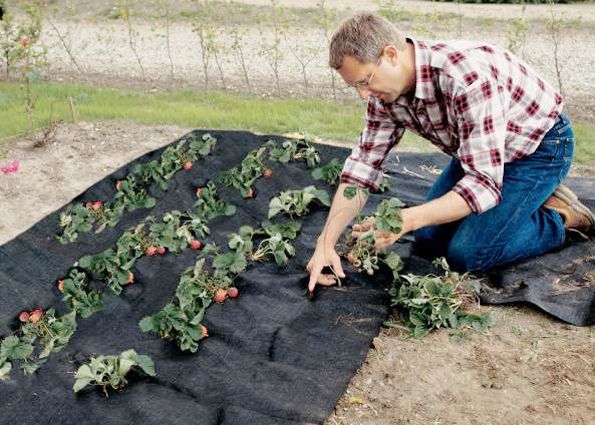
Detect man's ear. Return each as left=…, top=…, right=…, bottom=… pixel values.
left=382, top=45, right=400, bottom=65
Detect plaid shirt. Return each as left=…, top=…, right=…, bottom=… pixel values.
left=340, top=38, right=564, bottom=214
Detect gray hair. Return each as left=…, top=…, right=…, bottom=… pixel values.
left=329, top=13, right=406, bottom=69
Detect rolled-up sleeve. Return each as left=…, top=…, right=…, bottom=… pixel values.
left=451, top=78, right=507, bottom=213
left=341, top=97, right=405, bottom=190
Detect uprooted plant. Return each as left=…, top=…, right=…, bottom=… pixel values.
left=343, top=192, right=405, bottom=278
left=386, top=258, right=494, bottom=338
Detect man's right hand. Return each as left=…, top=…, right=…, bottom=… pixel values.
left=306, top=242, right=346, bottom=292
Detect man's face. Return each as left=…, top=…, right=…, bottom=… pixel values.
left=337, top=47, right=410, bottom=103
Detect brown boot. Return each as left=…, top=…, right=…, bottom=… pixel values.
left=543, top=184, right=595, bottom=240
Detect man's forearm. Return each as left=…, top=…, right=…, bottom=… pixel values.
left=403, top=190, right=472, bottom=233
left=317, top=183, right=369, bottom=248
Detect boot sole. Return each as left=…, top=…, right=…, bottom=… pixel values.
left=552, top=184, right=595, bottom=227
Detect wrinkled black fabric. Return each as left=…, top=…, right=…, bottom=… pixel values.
left=0, top=130, right=593, bottom=425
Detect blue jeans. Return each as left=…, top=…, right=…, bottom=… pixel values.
left=413, top=114, right=574, bottom=272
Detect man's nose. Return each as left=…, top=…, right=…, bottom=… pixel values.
left=356, top=86, right=371, bottom=100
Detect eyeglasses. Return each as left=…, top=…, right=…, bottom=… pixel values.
left=350, top=55, right=382, bottom=91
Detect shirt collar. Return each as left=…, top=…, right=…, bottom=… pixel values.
left=410, top=37, right=435, bottom=100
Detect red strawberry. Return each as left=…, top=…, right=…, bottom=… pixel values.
left=227, top=287, right=239, bottom=298
left=213, top=289, right=227, bottom=303
left=146, top=246, right=157, bottom=257
left=189, top=240, right=202, bottom=250
left=19, top=311, right=30, bottom=323
left=183, top=161, right=193, bottom=170
left=20, top=37, right=29, bottom=47
left=200, top=325, right=209, bottom=338
left=116, top=180, right=122, bottom=190
left=127, top=272, right=135, bottom=284
left=156, top=246, right=167, bottom=255
left=195, top=187, right=202, bottom=197
left=92, top=200, right=103, bottom=211
left=263, top=168, right=273, bottom=177
left=29, top=309, right=43, bottom=323
left=57, top=279, right=65, bottom=293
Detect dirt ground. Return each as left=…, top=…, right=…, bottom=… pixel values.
left=0, top=122, right=593, bottom=424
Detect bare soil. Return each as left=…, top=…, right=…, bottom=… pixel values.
left=0, top=122, right=593, bottom=424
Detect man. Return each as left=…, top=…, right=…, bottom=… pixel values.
left=307, top=13, right=594, bottom=292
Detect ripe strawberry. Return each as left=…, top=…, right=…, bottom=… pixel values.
left=146, top=246, right=158, bottom=257
left=195, top=187, right=202, bottom=197
left=19, top=311, right=30, bottom=323
left=29, top=309, right=43, bottom=323
left=263, top=168, right=273, bottom=177
left=213, top=288, right=227, bottom=303
left=227, top=287, right=239, bottom=298
left=183, top=161, right=193, bottom=170
left=156, top=246, right=166, bottom=255
left=92, top=200, right=103, bottom=211
left=127, top=272, right=135, bottom=284
left=116, top=180, right=122, bottom=190
left=189, top=240, right=202, bottom=250
left=57, top=279, right=65, bottom=293
left=200, top=325, right=209, bottom=338
left=20, top=37, right=29, bottom=47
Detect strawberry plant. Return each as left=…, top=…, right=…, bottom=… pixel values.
left=261, top=220, right=301, bottom=239
left=227, top=225, right=257, bottom=254
left=194, top=181, right=236, bottom=220
left=268, top=185, right=330, bottom=219
left=78, top=249, right=131, bottom=295
left=140, top=259, right=220, bottom=352
left=250, top=233, right=296, bottom=266
left=60, top=269, right=103, bottom=318
left=387, top=258, right=494, bottom=338
left=311, top=158, right=343, bottom=187
left=73, top=349, right=155, bottom=396
left=219, top=146, right=267, bottom=197
left=57, top=203, right=96, bottom=243
left=132, top=159, right=169, bottom=190
left=0, top=309, right=77, bottom=379
left=147, top=211, right=210, bottom=254
left=268, top=139, right=320, bottom=168
left=212, top=248, right=248, bottom=277
left=58, top=133, right=218, bottom=243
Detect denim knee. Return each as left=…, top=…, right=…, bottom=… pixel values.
left=445, top=238, right=486, bottom=272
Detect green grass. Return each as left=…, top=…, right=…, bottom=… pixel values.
left=0, top=80, right=593, bottom=166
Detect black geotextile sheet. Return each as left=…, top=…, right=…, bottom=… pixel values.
left=0, top=130, right=593, bottom=425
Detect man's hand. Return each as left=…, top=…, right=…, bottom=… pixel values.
left=306, top=243, right=346, bottom=292
left=350, top=218, right=405, bottom=251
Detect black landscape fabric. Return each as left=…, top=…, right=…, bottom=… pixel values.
left=0, top=130, right=593, bottom=425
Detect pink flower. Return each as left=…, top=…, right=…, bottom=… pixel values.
left=1, top=159, right=20, bottom=175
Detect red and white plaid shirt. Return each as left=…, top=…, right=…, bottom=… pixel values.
left=340, top=38, right=564, bottom=213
